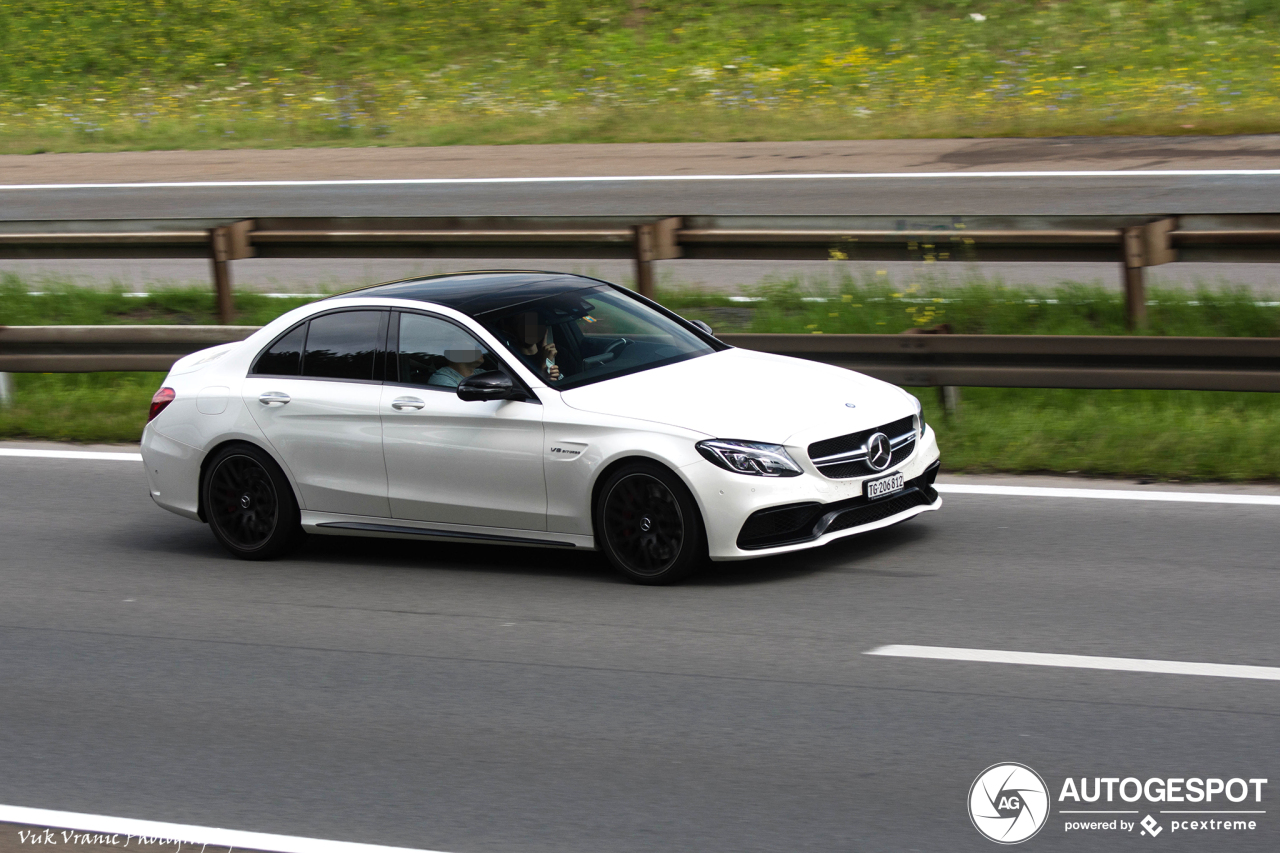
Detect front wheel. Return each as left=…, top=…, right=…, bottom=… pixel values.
left=595, top=462, right=705, bottom=584
left=202, top=443, right=303, bottom=560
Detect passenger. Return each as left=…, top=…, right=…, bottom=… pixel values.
left=499, top=311, right=561, bottom=382
left=427, top=345, right=486, bottom=388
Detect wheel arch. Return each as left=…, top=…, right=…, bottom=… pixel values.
left=588, top=454, right=707, bottom=542
left=197, top=438, right=300, bottom=522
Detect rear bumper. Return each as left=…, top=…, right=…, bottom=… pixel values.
left=140, top=424, right=204, bottom=521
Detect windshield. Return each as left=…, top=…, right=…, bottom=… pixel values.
left=478, top=286, right=717, bottom=390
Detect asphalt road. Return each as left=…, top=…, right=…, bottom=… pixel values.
left=2, top=455, right=1278, bottom=852
left=4, top=172, right=1280, bottom=220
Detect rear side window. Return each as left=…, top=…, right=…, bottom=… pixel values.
left=253, top=324, right=305, bottom=376
left=303, top=310, right=383, bottom=381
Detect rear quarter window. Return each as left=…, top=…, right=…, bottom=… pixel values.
left=252, top=324, right=305, bottom=376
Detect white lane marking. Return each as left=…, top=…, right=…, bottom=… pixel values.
left=866, top=644, right=1280, bottom=681
left=0, top=804, right=446, bottom=853
left=0, top=449, right=142, bottom=461
left=0, top=169, right=1279, bottom=190
left=936, top=483, right=1280, bottom=506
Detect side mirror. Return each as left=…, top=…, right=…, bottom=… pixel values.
left=691, top=319, right=714, bottom=335
left=457, top=371, right=526, bottom=402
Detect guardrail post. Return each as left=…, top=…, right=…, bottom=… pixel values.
left=1121, top=219, right=1177, bottom=330
left=938, top=385, right=960, bottom=417
left=208, top=220, right=256, bottom=324
left=632, top=217, right=682, bottom=300
left=1122, top=228, right=1148, bottom=330
left=0, top=372, right=12, bottom=408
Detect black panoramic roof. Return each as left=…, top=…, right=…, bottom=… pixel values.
left=329, top=271, right=608, bottom=316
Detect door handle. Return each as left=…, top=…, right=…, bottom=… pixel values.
left=258, top=391, right=291, bottom=406
left=391, top=396, right=425, bottom=411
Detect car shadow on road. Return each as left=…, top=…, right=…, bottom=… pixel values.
left=294, top=533, right=619, bottom=583
left=135, top=515, right=938, bottom=587
left=687, top=518, right=939, bottom=587
left=307, top=520, right=941, bottom=588
left=123, top=519, right=615, bottom=582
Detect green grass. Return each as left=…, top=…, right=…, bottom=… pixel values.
left=7, top=272, right=1279, bottom=336
left=0, top=372, right=165, bottom=443
left=917, top=387, right=1280, bottom=482
left=2, top=276, right=1279, bottom=481
left=0, top=275, right=320, bottom=326
left=3, top=0, right=1280, bottom=153
left=665, top=272, right=1280, bottom=337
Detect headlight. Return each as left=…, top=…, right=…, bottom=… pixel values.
left=696, top=440, right=803, bottom=477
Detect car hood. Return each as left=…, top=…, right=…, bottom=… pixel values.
left=558, top=348, right=913, bottom=445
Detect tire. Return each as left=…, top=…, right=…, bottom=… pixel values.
left=595, top=461, right=705, bottom=584
left=202, top=443, right=303, bottom=560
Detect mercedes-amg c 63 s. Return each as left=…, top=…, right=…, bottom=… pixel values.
left=142, top=272, right=941, bottom=583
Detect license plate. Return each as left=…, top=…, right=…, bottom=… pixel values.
left=865, top=471, right=905, bottom=499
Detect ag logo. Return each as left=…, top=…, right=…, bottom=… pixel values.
left=969, top=763, right=1050, bottom=844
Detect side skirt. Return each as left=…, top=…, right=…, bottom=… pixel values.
left=302, top=513, right=594, bottom=551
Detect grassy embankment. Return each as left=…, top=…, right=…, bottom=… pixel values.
left=3, top=274, right=1279, bottom=482
left=2, top=0, right=1279, bottom=152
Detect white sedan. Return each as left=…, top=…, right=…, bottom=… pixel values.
left=142, top=272, right=941, bottom=583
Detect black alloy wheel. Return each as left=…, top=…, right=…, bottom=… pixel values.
left=596, top=462, right=705, bottom=584
left=203, top=444, right=303, bottom=560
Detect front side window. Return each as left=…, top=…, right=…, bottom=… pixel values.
left=302, top=310, right=383, bottom=381
left=395, top=313, right=499, bottom=389
left=478, top=286, right=716, bottom=390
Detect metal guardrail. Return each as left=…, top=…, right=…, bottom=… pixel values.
left=0, top=325, right=255, bottom=373
left=721, top=333, right=1280, bottom=392
left=2, top=214, right=1280, bottom=327
left=2, top=325, right=1278, bottom=392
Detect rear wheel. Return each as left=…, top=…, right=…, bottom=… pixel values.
left=203, top=444, right=302, bottom=560
left=595, top=462, right=705, bottom=585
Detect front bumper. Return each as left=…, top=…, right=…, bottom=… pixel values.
left=684, top=425, right=942, bottom=560
left=736, top=461, right=939, bottom=550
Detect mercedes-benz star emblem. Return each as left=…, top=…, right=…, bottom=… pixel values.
left=865, top=432, right=893, bottom=471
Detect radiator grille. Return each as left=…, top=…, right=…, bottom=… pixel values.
left=807, top=415, right=916, bottom=479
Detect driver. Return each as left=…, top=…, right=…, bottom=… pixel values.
left=427, top=344, right=487, bottom=388
left=499, top=311, right=561, bottom=382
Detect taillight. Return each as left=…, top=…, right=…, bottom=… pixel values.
left=148, top=387, right=175, bottom=423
